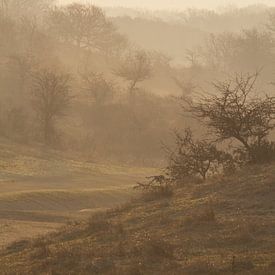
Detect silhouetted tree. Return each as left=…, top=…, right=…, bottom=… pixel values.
left=184, top=72, right=275, bottom=162
left=115, top=50, right=152, bottom=94
left=32, top=69, right=71, bottom=145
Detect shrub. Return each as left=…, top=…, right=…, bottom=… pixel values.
left=184, top=72, right=275, bottom=164
left=233, top=140, right=275, bottom=165
left=134, top=175, right=174, bottom=199
left=166, top=128, right=231, bottom=181
left=242, top=140, right=275, bottom=164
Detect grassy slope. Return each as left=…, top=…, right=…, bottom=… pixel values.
left=1, top=164, right=275, bottom=274
left=0, top=139, right=156, bottom=213
left=0, top=139, right=156, bottom=248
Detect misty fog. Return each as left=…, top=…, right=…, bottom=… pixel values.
left=1, top=0, right=275, bottom=274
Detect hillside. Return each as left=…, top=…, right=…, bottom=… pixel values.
left=0, top=139, right=156, bottom=248
left=1, top=163, right=275, bottom=274
left=111, top=5, right=269, bottom=64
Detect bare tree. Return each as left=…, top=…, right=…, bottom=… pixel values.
left=32, top=70, right=71, bottom=145
left=48, top=3, right=125, bottom=53
left=184, top=73, right=275, bottom=162
left=115, top=50, right=152, bottom=94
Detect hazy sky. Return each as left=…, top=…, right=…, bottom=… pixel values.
left=60, top=0, right=275, bottom=10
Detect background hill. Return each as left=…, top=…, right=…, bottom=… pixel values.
left=110, top=5, right=269, bottom=64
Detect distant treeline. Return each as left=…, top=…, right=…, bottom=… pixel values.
left=1, top=1, right=275, bottom=165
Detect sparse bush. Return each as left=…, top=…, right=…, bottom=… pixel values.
left=166, top=128, right=230, bottom=182
left=134, top=175, right=174, bottom=199
left=221, top=153, right=237, bottom=175
left=115, top=50, right=152, bottom=94
left=235, top=140, right=275, bottom=164
left=184, top=73, right=275, bottom=165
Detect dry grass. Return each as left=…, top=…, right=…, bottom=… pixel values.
left=0, top=138, right=157, bottom=250
left=1, top=163, right=275, bottom=274
left=183, top=207, right=216, bottom=227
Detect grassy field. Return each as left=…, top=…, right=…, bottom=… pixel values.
left=1, top=162, right=275, bottom=274
left=0, top=139, right=156, bottom=249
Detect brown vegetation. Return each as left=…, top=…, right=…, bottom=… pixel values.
left=1, top=163, right=275, bottom=274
